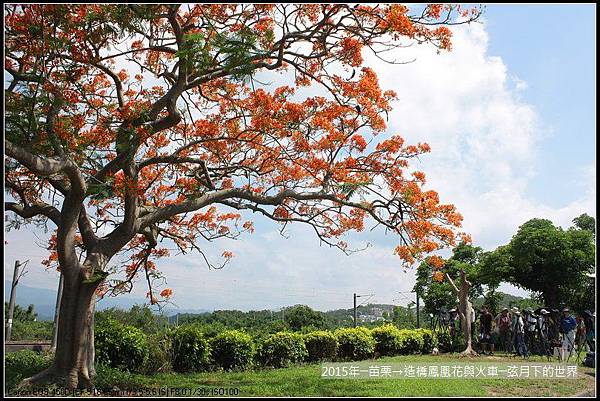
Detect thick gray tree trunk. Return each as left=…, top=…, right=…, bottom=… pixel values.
left=22, top=265, right=101, bottom=389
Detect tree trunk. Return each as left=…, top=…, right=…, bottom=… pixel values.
left=22, top=267, right=101, bottom=389
left=459, top=300, right=477, bottom=356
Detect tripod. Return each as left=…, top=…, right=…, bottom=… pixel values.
left=566, top=332, right=587, bottom=364
left=561, top=331, right=578, bottom=363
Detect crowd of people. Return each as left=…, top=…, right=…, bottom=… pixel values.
left=443, top=305, right=595, bottom=360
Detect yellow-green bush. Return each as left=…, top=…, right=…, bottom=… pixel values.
left=170, top=325, right=211, bottom=372
left=211, top=330, right=255, bottom=371
left=371, top=325, right=403, bottom=356
left=303, top=330, right=338, bottom=362
left=257, top=332, right=307, bottom=368
left=95, top=317, right=149, bottom=372
left=334, top=327, right=375, bottom=361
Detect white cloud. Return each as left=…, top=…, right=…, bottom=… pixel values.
left=366, top=21, right=595, bottom=250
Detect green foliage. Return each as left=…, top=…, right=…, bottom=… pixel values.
left=479, top=289, right=503, bottom=315
left=391, top=305, right=417, bottom=329
left=303, top=330, right=338, bottom=362
left=140, top=331, right=173, bottom=374
left=95, top=318, right=149, bottom=372
left=176, top=27, right=266, bottom=82
left=435, top=331, right=454, bottom=353
left=414, top=244, right=486, bottom=317
left=257, top=332, right=307, bottom=368
left=284, top=305, right=326, bottom=331
left=95, top=305, right=169, bottom=334
left=414, top=328, right=437, bottom=354
left=334, top=327, right=375, bottom=361
left=10, top=320, right=53, bottom=341
left=5, top=350, right=53, bottom=389
left=170, top=324, right=211, bottom=373
left=371, top=326, right=436, bottom=356
left=179, top=309, right=290, bottom=337
left=93, top=364, right=140, bottom=390
left=6, top=303, right=38, bottom=322
left=371, top=325, right=403, bottom=356
left=397, top=329, right=425, bottom=355
left=481, top=216, right=596, bottom=311
left=210, top=330, right=255, bottom=371
left=572, top=213, right=595, bottom=235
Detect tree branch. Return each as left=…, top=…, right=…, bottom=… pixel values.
left=5, top=201, right=61, bottom=225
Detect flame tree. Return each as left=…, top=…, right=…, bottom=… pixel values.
left=4, top=4, right=478, bottom=388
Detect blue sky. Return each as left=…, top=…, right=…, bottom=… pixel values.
left=4, top=5, right=596, bottom=311
left=485, top=4, right=595, bottom=207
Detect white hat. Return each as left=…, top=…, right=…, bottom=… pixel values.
left=540, top=309, right=549, bottom=315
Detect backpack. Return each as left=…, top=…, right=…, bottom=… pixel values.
left=499, top=315, right=511, bottom=331
left=582, top=352, right=595, bottom=368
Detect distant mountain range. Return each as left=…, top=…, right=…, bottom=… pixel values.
left=3, top=281, right=210, bottom=321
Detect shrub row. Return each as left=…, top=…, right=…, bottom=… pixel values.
left=5, top=350, right=53, bottom=390
left=93, top=320, right=438, bottom=373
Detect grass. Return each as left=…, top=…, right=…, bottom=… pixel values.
left=91, top=353, right=595, bottom=397
left=6, top=352, right=594, bottom=397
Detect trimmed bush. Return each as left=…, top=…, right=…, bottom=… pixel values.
left=371, top=325, right=403, bottom=356
left=257, top=332, right=307, bottom=368
left=5, top=350, right=53, bottom=391
left=397, top=329, right=424, bottom=354
left=303, top=330, right=338, bottom=362
left=170, top=324, right=212, bottom=372
left=95, top=318, right=149, bottom=372
left=211, top=330, right=255, bottom=371
left=414, top=328, right=437, bottom=354
left=335, top=327, right=375, bottom=361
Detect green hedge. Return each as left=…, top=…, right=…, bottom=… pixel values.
left=170, top=325, right=212, bottom=372
left=415, top=328, right=437, bottom=354
left=5, top=350, right=53, bottom=390
left=303, top=330, right=338, bottom=362
left=435, top=331, right=453, bottom=353
left=397, top=329, right=424, bottom=354
left=141, top=331, right=173, bottom=374
left=371, top=326, right=435, bottom=356
left=334, top=327, right=375, bottom=361
left=95, top=318, right=149, bottom=372
left=211, top=330, right=255, bottom=371
left=257, top=332, right=307, bottom=368
left=10, top=320, right=53, bottom=341
left=371, top=325, right=403, bottom=356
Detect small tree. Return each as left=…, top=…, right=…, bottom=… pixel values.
left=480, top=216, right=596, bottom=310
left=430, top=243, right=484, bottom=355
left=284, top=305, right=325, bottom=331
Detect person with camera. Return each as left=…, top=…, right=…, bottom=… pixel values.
left=479, top=306, right=494, bottom=355
left=524, top=308, right=538, bottom=354
left=512, top=309, right=527, bottom=357
left=559, top=307, right=577, bottom=362
left=496, top=307, right=512, bottom=353
left=583, top=310, right=595, bottom=352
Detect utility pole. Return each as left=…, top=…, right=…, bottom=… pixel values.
left=353, top=293, right=357, bottom=328
left=51, top=273, right=64, bottom=351
left=6, top=260, right=25, bottom=341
